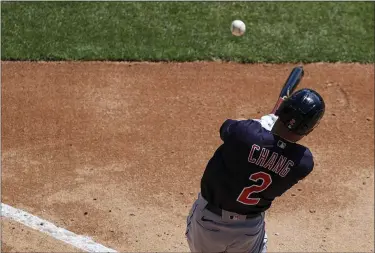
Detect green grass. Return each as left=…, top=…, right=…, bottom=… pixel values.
left=1, top=2, right=374, bottom=63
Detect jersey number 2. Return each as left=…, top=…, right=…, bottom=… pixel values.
left=237, top=172, right=272, bottom=205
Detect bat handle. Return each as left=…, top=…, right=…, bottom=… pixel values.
left=271, top=97, right=285, bottom=114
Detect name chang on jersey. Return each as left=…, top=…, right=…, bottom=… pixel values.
left=248, top=144, right=294, bottom=177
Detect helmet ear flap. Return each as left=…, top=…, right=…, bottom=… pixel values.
left=271, top=119, right=304, bottom=143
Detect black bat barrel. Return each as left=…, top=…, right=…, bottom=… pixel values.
left=279, top=66, right=304, bottom=98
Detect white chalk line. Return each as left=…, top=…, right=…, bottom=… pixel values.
left=1, top=203, right=117, bottom=252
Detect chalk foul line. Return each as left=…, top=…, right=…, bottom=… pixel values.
left=1, top=203, right=117, bottom=252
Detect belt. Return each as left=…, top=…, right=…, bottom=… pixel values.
left=205, top=203, right=262, bottom=219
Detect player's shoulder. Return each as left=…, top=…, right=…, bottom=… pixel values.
left=220, top=118, right=264, bottom=142
left=237, top=119, right=264, bottom=133
left=221, top=114, right=277, bottom=135
left=238, top=119, right=269, bottom=142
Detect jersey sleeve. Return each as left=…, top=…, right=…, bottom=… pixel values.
left=219, top=119, right=260, bottom=142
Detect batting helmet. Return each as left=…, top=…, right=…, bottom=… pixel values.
left=272, top=88, right=325, bottom=142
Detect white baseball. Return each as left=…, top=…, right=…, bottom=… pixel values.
left=231, top=20, right=246, bottom=36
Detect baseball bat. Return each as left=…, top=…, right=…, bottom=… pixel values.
left=271, top=66, right=304, bottom=114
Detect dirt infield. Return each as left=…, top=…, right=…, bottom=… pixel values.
left=1, top=61, right=374, bottom=252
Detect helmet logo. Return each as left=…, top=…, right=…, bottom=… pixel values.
left=288, top=119, right=296, bottom=129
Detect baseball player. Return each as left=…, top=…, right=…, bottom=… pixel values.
left=185, top=88, right=325, bottom=253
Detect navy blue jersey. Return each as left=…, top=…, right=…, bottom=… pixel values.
left=201, top=118, right=314, bottom=215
